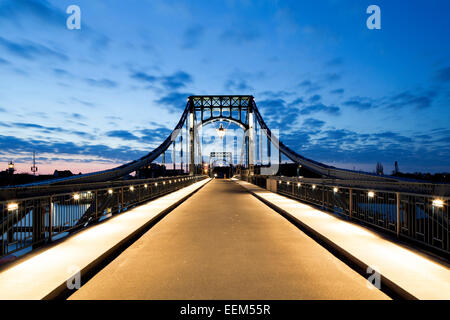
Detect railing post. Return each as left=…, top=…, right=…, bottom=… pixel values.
left=48, top=196, right=53, bottom=243
left=95, top=191, right=98, bottom=219
left=349, top=189, right=353, bottom=219
left=322, top=186, right=325, bottom=209
left=396, top=192, right=400, bottom=238
left=32, top=201, right=45, bottom=249
left=121, top=187, right=124, bottom=212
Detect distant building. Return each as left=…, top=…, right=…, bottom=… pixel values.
left=376, top=162, right=384, bottom=175
left=53, top=170, right=73, bottom=178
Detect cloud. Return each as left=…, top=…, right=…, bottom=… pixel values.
left=257, top=99, right=300, bottom=131
left=84, top=78, right=118, bottom=88
left=0, top=36, right=68, bottom=61
left=287, top=97, right=304, bottom=107
left=326, top=57, right=343, bottom=66
left=130, top=71, right=157, bottom=83
left=308, top=94, right=321, bottom=103
left=182, top=25, right=204, bottom=49
left=330, top=88, right=344, bottom=95
left=325, top=72, right=341, bottom=82
left=259, top=90, right=295, bottom=98
left=220, top=28, right=260, bottom=44
left=7, top=122, right=94, bottom=139
left=71, top=97, right=96, bottom=108
left=298, top=80, right=321, bottom=93
left=343, top=97, right=375, bottom=110
left=160, top=71, right=193, bottom=89
left=300, top=103, right=340, bottom=116
left=0, top=0, right=110, bottom=52
left=302, top=118, right=325, bottom=129
left=0, top=57, right=10, bottom=65
left=385, top=90, right=435, bottom=110
left=434, top=66, right=450, bottom=83
left=53, top=68, right=71, bottom=77
left=279, top=125, right=450, bottom=172
left=106, top=130, right=140, bottom=141
left=130, top=70, right=192, bottom=90
left=225, top=79, right=253, bottom=92
left=0, top=135, right=146, bottom=163
left=155, top=92, right=193, bottom=112
left=0, top=0, right=65, bottom=27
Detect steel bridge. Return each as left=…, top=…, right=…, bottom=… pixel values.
left=0, top=95, right=449, bottom=300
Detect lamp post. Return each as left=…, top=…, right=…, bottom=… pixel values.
left=7, top=161, right=15, bottom=185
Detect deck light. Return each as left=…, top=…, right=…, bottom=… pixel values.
left=144, top=184, right=148, bottom=188
left=155, top=182, right=158, bottom=186
left=432, top=199, right=444, bottom=208
left=297, top=183, right=301, bottom=187
left=130, top=186, right=134, bottom=191
left=108, top=189, right=113, bottom=195
left=7, top=203, right=18, bottom=211
left=368, top=191, right=375, bottom=198
left=333, top=187, right=338, bottom=193
left=73, top=193, right=80, bottom=200
left=312, top=185, right=316, bottom=190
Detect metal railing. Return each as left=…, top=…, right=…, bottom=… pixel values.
left=245, top=175, right=449, bottom=256
left=0, top=175, right=206, bottom=258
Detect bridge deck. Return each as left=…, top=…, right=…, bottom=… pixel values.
left=0, top=178, right=210, bottom=300
left=69, top=179, right=388, bottom=300
left=237, top=180, right=450, bottom=300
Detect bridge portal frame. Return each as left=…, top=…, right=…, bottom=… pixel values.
left=187, top=95, right=255, bottom=176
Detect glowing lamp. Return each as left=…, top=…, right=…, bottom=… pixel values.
left=216, top=123, right=226, bottom=139
left=432, top=199, right=444, bottom=208
left=7, top=203, right=18, bottom=211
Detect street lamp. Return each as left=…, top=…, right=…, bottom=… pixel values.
left=7, top=161, right=15, bottom=174
left=216, top=123, right=226, bottom=139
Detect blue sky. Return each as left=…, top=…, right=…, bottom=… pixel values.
left=0, top=0, right=449, bottom=174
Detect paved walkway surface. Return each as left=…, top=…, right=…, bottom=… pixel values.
left=0, top=178, right=210, bottom=300
left=70, top=179, right=388, bottom=300
left=237, top=180, right=450, bottom=300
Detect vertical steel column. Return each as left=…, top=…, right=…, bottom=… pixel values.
left=180, top=135, right=183, bottom=173
left=248, top=102, right=254, bottom=176
left=189, top=98, right=195, bottom=175
left=396, top=192, right=400, bottom=237
left=173, top=141, right=176, bottom=171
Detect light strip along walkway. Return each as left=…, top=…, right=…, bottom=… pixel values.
left=70, top=179, right=388, bottom=300
left=0, top=178, right=210, bottom=300
left=237, top=180, right=450, bottom=300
